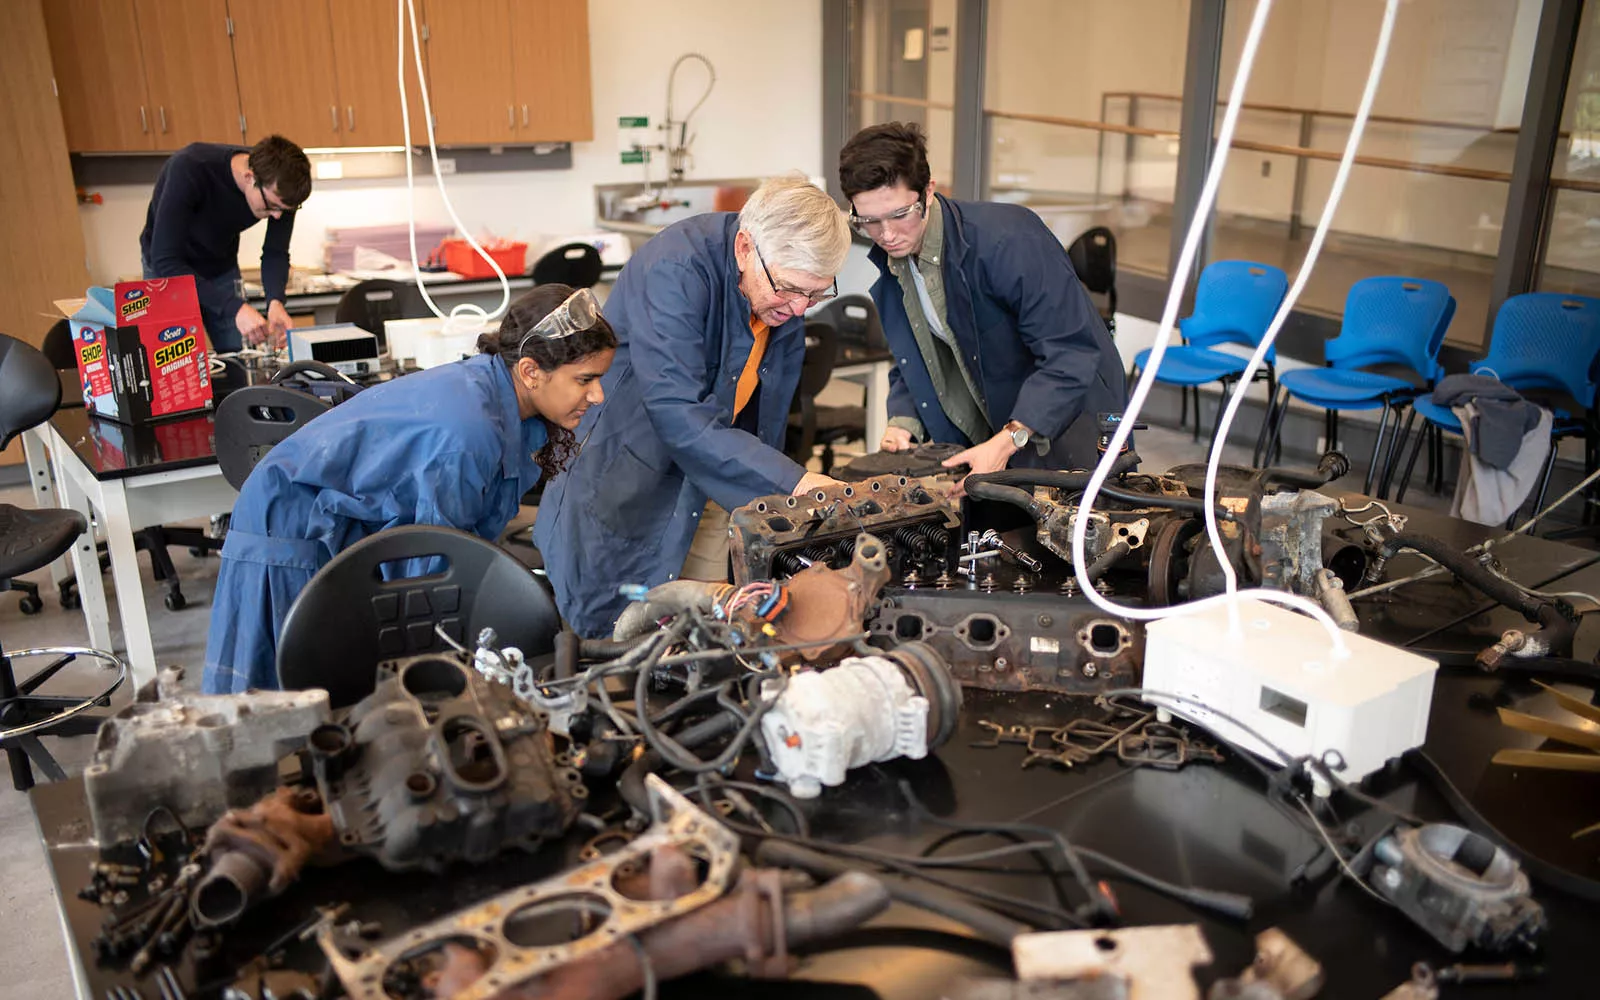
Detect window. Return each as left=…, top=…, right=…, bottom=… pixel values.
left=849, top=0, right=957, bottom=187
left=1536, top=0, right=1600, bottom=299
left=1213, top=0, right=1534, bottom=347
left=982, top=0, right=1191, bottom=279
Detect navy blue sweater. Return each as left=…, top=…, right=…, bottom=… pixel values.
left=139, top=143, right=294, bottom=316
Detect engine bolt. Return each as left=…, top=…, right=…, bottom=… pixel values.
left=980, top=573, right=998, bottom=594
left=995, top=657, right=1009, bottom=670
left=1038, top=614, right=1053, bottom=627
left=1060, top=579, right=1079, bottom=596
left=1093, top=578, right=1114, bottom=595
left=1082, top=663, right=1098, bottom=678
left=1013, top=575, right=1033, bottom=595
left=903, top=571, right=920, bottom=590
left=935, top=571, right=953, bottom=590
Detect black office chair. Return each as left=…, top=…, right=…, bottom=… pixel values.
left=811, top=294, right=889, bottom=356
left=36, top=323, right=224, bottom=612
left=335, top=279, right=428, bottom=351
left=213, top=385, right=333, bottom=491
left=276, top=525, right=561, bottom=709
left=787, top=321, right=841, bottom=467
left=0, top=333, right=124, bottom=790
left=1068, top=226, right=1118, bottom=335
left=531, top=243, right=604, bottom=289
left=40, top=318, right=76, bottom=372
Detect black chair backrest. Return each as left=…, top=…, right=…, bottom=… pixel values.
left=796, top=320, right=840, bottom=402
left=811, top=294, right=888, bottom=352
left=531, top=242, right=604, bottom=289
left=41, top=318, right=76, bottom=371
left=213, top=385, right=333, bottom=491
left=334, top=280, right=428, bottom=348
left=0, top=334, right=63, bottom=450
left=277, top=525, right=561, bottom=708
left=1068, top=226, right=1118, bottom=316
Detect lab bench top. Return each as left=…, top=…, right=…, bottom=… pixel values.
left=29, top=500, right=1600, bottom=999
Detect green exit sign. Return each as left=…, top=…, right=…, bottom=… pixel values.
left=621, top=149, right=650, bottom=165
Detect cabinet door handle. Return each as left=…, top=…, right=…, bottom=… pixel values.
left=507, top=105, right=514, bottom=128
left=158, top=106, right=168, bottom=133
left=139, top=106, right=148, bottom=133
left=521, top=104, right=529, bottom=127
left=330, top=105, right=339, bottom=132
left=346, top=106, right=355, bottom=132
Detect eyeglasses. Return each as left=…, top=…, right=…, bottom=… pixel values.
left=518, top=287, right=602, bottom=353
left=751, top=239, right=837, bottom=307
left=256, top=181, right=300, bottom=214
left=849, top=197, right=926, bottom=237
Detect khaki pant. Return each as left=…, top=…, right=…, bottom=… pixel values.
left=679, top=501, right=732, bottom=581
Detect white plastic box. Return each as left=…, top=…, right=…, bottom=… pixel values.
left=1142, top=599, right=1438, bottom=784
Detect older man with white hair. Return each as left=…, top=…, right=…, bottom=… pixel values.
left=535, top=174, right=853, bottom=636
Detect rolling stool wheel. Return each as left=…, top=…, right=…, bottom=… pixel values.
left=17, top=595, right=42, bottom=615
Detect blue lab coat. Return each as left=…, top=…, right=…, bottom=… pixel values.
left=535, top=213, right=807, bottom=637
left=203, top=353, right=546, bottom=693
left=869, top=195, right=1125, bottom=470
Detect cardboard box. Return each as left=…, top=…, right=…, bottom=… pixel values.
left=60, top=278, right=214, bottom=425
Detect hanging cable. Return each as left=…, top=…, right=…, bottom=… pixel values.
left=397, top=0, right=512, bottom=341
left=1200, top=0, right=1401, bottom=608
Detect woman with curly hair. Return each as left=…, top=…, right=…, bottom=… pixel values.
left=203, top=284, right=616, bottom=693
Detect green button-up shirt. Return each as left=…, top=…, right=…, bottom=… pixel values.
left=885, top=202, right=992, bottom=446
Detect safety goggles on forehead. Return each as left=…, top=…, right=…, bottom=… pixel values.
left=518, top=287, right=601, bottom=353
left=849, top=197, right=926, bottom=236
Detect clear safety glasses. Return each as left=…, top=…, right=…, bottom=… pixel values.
left=517, top=287, right=601, bottom=353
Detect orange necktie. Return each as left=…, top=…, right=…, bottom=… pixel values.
left=733, top=317, right=769, bottom=418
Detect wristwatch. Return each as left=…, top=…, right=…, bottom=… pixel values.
left=1004, top=420, right=1033, bottom=450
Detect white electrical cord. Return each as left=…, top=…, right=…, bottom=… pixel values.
left=396, top=0, right=512, bottom=338
left=1068, top=0, right=1351, bottom=656
left=1201, top=0, right=1401, bottom=605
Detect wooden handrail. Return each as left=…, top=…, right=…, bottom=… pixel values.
left=850, top=91, right=956, bottom=112
left=981, top=107, right=1514, bottom=183
left=985, top=108, right=1176, bottom=139
left=1100, top=90, right=1524, bottom=135
left=1550, top=175, right=1600, bottom=194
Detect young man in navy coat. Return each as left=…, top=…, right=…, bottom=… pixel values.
left=839, top=122, right=1125, bottom=493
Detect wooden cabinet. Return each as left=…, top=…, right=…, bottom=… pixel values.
left=421, top=0, right=515, bottom=145
left=3, top=0, right=91, bottom=465
left=42, top=0, right=156, bottom=152
left=135, top=0, right=242, bottom=148
left=43, top=0, right=590, bottom=153
left=510, top=0, right=594, bottom=143
left=230, top=0, right=341, bottom=146
left=329, top=0, right=430, bottom=147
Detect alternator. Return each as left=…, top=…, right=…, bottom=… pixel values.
left=759, top=642, right=961, bottom=798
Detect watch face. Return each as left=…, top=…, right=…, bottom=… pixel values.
left=1011, top=428, right=1029, bottom=447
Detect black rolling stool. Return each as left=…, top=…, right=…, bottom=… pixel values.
left=531, top=242, right=604, bottom=289
left=276, top=525, right=561, bottom=709
left=0, top=333, right=128, bottom=790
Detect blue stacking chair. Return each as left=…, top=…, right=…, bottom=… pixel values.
left=1256, top=276, right=1455, bottom=495
left=1131, top=260, right=1289, bottom=445
left=1392, top=293, right=1600, bottom=516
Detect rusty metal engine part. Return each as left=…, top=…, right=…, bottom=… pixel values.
left=1379, top=963, right=1438, bottom=1000
left=421, top=864, right=888, bottom=1000
left=758, top=641, right=961, bottom=799
left=612, top=534, right=892, bottom=663
left=192, top=788, right=337, bottom=927
left=869, top=590, right=1142, bottom=695
left=1011, top=924, right=1215, bottom=1000
left=84, top=684, right=330, bottom=847
left=1366, top=824, right=1545, bottom=953
left=305, top=652, right=582, bottom=872
left=1312, top=569, right=1359, bottom=632
left=768, top=531, right=892, bottom=659
left=317, top=775, right=741, bottom=1000
left=728, top=475, right=958, bottom=585
left=1207, top=928, right=1324, bottom=1000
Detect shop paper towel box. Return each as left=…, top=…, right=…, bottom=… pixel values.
left=59, top=277, right=213, bottom=425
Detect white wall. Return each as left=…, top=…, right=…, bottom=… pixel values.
left=77, top=0, right=824, bottom=285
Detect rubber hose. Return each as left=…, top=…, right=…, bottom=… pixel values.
left=1257, top=451, right=1350, bottom=490
left=578, top=635, right=652, bottom=659
left=553, top=631, right=578, bottom=681
left=1085, top=540, right=1132, bottom=583
left=617, top=712, right=738, bottom=815
left=967, top=470, right=1232, bottom=519
left=754, top=840, right=1031, bottom=948
left=964, top=480, right=1043, bottom=515
left=1379, top=533, right=1562, bottom=625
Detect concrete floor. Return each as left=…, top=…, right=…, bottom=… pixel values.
left=0, top=420, right=1461, bottom=997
